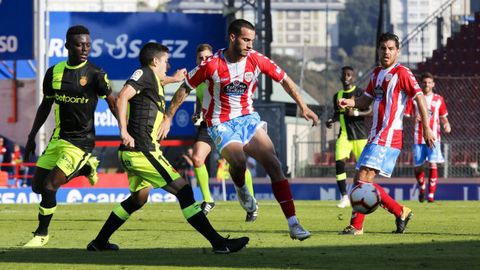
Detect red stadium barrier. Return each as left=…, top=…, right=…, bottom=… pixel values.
left=95, top=140, right=194, bottom=147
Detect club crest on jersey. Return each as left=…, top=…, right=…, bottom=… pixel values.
left=385, top=73, right=393, bottom=81
left=79, top=76, right=87, bottom=86
left=244, top=72, right=253, bottom=82
left=223, top=80, right=248, bottom=96
left=374, top=85, right=384, bottom=99
left=130, top=69, right=143, bottom=81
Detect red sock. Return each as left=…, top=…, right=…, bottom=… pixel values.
left=272, top=179, right=295, bottom=218
left=349, top=182, right=367, bottom=229
left=415, top=170, right=426, bottom=192
left=350, top=211, right=365, bottom=230
left=372, top=182, right=403, bottom=217
left=429, top=166, right=438, bottom=198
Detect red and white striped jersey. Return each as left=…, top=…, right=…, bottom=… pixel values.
left=185, top=49, right=286, bottom=127
left=405, top=93, right=448, bottom=144
left=364, top=63, right=423, bottom=149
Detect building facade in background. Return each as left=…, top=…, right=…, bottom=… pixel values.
left=389, top=0, right=470, bottom=66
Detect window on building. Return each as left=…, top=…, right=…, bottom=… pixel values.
left=287, top=11, right=299, bottom=19
left=287, top=34, right=301, bottom=42
left=287, top=22, right=301, bottom=31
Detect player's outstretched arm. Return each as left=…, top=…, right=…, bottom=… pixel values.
left=280, top=75, right=319, bottom=126
left=161, top=68, right=187, bottom=86
left=415, top=93, right=435, bottom=147
left=157, top=83, right=192, bottom=140
left=25, top=97, right=54, bottom=161
left=116, top=85, right=137, bottom=148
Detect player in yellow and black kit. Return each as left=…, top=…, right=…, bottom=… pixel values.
left=23, top=25, right=117, bottom=247
left=86, top=42, right=248, bottom=254
left=326, top=66, right=371, bottom=208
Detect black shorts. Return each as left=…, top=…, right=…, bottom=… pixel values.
left=195, top=121, right=213, bottom=145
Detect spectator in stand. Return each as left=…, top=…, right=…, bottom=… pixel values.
left=11, top=144, right=30, bottom=187
left=0, top=137, right=6, bottom=171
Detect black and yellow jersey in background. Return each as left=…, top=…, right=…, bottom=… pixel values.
left=43, top=61, right=112, bottom=152
left=120, top=67, right=166, bottom=152
left=331, top=86, right=369, bottom=140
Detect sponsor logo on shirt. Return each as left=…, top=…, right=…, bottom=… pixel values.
left=55, top=93, right=89, bottom=104
left=223, top=80, right=248, bottom=96
left=374, top=86, right=384, bottom=100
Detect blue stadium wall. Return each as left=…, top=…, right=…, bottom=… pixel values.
left=0, top=183, right=478, bottom=204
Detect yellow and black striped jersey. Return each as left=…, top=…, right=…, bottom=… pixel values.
left=43, top=60, right=112, bottom=152
left=120, top=67, right=166, bottom=152
left=332, top=86, right=369, bottom=140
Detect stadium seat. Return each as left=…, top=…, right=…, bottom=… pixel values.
left=0, top=171, right=8, bottom=187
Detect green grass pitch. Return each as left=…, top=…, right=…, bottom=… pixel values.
left=0, top=201, right=479, bottom=269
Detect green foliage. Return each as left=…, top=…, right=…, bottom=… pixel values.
left=271, top=54, right=302, bottom=83
left=1, top=201, right=479, bottom=269
left=338, top=0, right=379, bottom=54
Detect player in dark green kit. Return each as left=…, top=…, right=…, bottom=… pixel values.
left=23, top=25, right=117, bottom=247
left=326, top=66, right=371, bottom=208
left=86, top=42, right=249, bottom=254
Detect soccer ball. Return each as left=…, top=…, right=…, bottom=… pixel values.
left=349, top=183, right=381, bottom=214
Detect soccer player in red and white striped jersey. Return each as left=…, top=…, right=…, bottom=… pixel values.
left=405, top=72, right=451, bottom=202
left=159, top=19, right=318, bottom=241
left=338, top=33, right=435, bottom=235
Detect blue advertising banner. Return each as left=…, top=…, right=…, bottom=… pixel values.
left=94, top=99, right=195, bottom=137
left=208, top=183, right=480, bottom=201
left=0, top=187, right=203, bottom=204
left=1, top=183, right=478, bottom=204
left=0, top=0, right=34, bottom=60
left=48, top=12, right=226, bottom=80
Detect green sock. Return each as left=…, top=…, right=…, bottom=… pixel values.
left=245, top=169, right=254, bottom=196
left=194, top=164, right=213, bottom=202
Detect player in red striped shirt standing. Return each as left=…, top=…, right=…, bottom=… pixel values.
left=338, top=33, right=435, bottom=235
left=405, top=72, right=451, bottom=203
left=158, top=19, right=318, bottom=241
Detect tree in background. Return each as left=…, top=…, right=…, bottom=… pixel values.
left=338, top=0, right=379, bottom=55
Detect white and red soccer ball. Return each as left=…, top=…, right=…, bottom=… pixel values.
left=349, top=183, right=381, bottom=214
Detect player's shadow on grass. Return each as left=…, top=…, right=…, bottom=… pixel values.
left=1, top=241, right=478, bottom=269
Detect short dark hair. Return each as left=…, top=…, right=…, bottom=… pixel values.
left=421, top=72, right=434, bottom=81
left=341, top=66, right=354, bottom=72
left=228, top=19, right=255, bottom=36
left=196, top=43, right=213, bottom=54
left=66, top=25, right=90, bottom=43
left=139, top=42, right=169, bottom=67
left=378, top=32, right=400, bottom=49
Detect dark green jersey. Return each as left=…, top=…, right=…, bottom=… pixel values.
left=43, top=60, right=112, bottom=152
left=332, top=86, right=369, bottom=140
left=120, top=67, right=166, bottom=152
